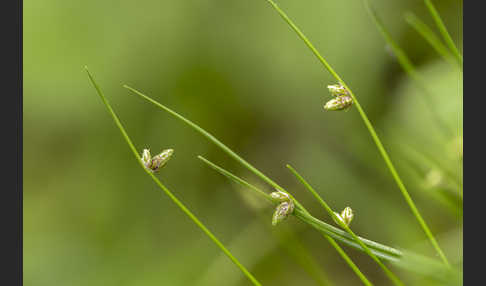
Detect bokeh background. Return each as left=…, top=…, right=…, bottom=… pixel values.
left=24, top=0, right=462, bottom=285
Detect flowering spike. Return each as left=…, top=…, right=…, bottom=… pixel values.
left=272, top=201, right=295, bottom=226
left=340, top=207, right=354, bottom=226
left=333, top=207, right=354, bottom=227
left=270, top=190, right=290, bottom=202
left=324, top=95, right=353, bottom=111
left=327, top=84, right=349, bottom=96
left=141, top=148, right=174, bottom=172
left=141, top=149, right=152, bottom=167
left=151, top=149, right=174, bottom=171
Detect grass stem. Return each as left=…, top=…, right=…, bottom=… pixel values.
left=365, top=1, right=453, bottom=139
left=286, top=164, right=405, bottom=286
left=404, top=12, right=459, bottom=69
left=262, top=0, right=450, bottom=267
left=423, top=0, right=463, bottom=67
left=199, top=156, right=374, bottom=285
left=86, top=67, right=262, bottom=286
left=123, top=85, right=310, bottom=216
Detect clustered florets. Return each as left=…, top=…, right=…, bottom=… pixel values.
left=333, top=206, right=354, bottom=227
left=324, top=84, right=353, bottom=111
left=141, top=148, right=174, bottom=172
left=270, top=190, right=295, bottom=226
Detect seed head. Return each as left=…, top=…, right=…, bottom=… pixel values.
left=327, top=84, right=349, bottom=96
left=141, top=148, right=174, bottom=172
left=270, top=190, right=290, bottom=202
left=324, top=95, right=353, bottom=111
left=141, top=149, right=152, bottom=167
left=333, top=207, right=354, bottom=227
left=272, top=201, right=294, bottom=226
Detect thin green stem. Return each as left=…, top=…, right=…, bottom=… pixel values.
left=286, top=164, right=405, bottom=286
left=404, top=12, right=459, bottom=69
left=85, top=67, right=262, bottom=286
left=263, top=0, right=343, bottom=83
left=198, top=156, right=373, bottom=285
left=121, top=83, right=404, bottom=262
left=199, top=156, right=460, bottom=280
left=199, top=156, right=401, bottom=260
left=364, top=1, right=453, bottom=138
left=123, top=85, right=310, bottom=216
left=423, top=0, right=463, bottom=67
left=292, top=209, right=402, bottom=262
left=252, top=205, right=334, bottom=286
left=261, top=0, right=450, bottom=267
left=199, top=156, right=404, bottom=261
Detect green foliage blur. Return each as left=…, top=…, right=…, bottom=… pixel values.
left=24, top=0, right=462, bottom=285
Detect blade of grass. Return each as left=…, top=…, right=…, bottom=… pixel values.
left=286, top=164, right=405, bottom=286
left=364, top=1, right=453, bottom=139
left=85, top=67, right=262, bottom=286
left=123, top=84, right=309, bottom=216
left=404, top=12, right=459, bottom=69
left=423, top=0, right=463, bottom=66
left=263, top=0, right=450, bottom=267
left=198, top=156, right=373, bottom=285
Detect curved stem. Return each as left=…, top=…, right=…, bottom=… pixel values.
left=404, top=12, right=459, bottom=69
left=86, top=67, right=262, bottom=286
left=365, top=2, right=453, bottom=139
left=263, top=0, right=450, bottom=268
left=423, top=0, right=463, bottom=67
left=197, top=156, right=454, bottom=281
left=199, top=156, right=402, bottom=261
left=199, top=156, right=374, bottom=285
left=123, top=85, right=309, bottom=216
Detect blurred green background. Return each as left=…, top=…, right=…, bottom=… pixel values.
left=24, top=0, right=462, bottom=285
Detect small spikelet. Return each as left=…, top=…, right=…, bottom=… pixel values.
left=270, top=190, right=290, bottom=202
left=333, top=207, right=354, bottom=227
left=141, top=149, right=152, bottom=168
left=150, top=149, right=174, bottom=171
left=327, top=84, right=349, bottom=96
left=340, top=207, right=354, bottom=226
left=141, top=148, right=174, bottom=172
left=324, top=95, right=353, bottom=111
left=272, top=201, right=295, bottom=226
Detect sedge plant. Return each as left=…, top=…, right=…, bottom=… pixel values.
left=86, top=0, right=462, bottom=284
left=261, top=0, right=451, bottom=268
